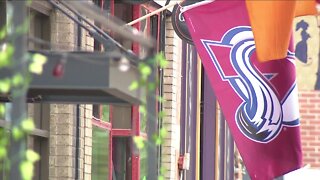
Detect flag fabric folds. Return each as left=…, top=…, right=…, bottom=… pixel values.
left=245, top=0, right=318, bottom=62
left=245, top=0, right=296, bottom=62
left=295, top=0, right=317, bottom=17
left=182, top=1, right=302, bottom=180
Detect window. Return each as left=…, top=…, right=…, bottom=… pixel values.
left=114, top=2, right=133, bottom=50
left=92, top=104, right=112, bottom=180
left=92, top=126, right=110, bottom=180
left=27, top=103, right=50, bottom=180
left=112, top=137, right=132, bottom=180
left=28, top=9, right=50, bottom=50
left=26, top=7, right=51, bottom=180
left=93, top=104, right=110, bottom=122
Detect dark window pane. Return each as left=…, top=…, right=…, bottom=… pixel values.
left=92, top=105, right=110, bottom=122
left=112, top=137, right=131, bottom=180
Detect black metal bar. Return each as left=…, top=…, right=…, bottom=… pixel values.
left=9, top=1, right=28, bottom=180
left=58, top=0, right=122, bottom=50
left=75, top=105, right=80, bottom=180
left=48, top=0, right=141, bottom=63
left=158, top=10, right=166, bottom=177
left=64, top=0, right=155, bottom=49
left=147, top=54, right=158, bottom=180
left=146, top=15, right=159, bottom=177
left=75, top=16, right=81, bottom=180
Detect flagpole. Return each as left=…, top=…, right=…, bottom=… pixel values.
left=127, top=2, right=178, bottom=26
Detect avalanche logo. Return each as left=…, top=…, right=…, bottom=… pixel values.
left=201, top=26, right=300, bottom=143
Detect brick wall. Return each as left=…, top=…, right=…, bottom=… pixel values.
left=299, top=91, right=320, bottom=168
left=161, top=17, right=182, bottom=180
left=49, top=6, right=94, bottom=180
left=80, top=105, right=93, bottom=180
left=49, top=8, right=77, bottom=180
left=49, top=105, right=76, bottom=180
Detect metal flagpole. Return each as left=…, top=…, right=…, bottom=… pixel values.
left=127, top=2, right=178, bottom=26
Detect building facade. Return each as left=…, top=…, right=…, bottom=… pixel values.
left=1, top=1, right=320, bottom=180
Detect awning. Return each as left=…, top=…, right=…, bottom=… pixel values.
left=27, top=51, right=143, bottom=104
left=0, top=51, right=143, bottom=104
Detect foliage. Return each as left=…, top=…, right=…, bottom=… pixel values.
left=129, top=53, right=169, bottom=180
left=0, top=1, right=47, bottom=179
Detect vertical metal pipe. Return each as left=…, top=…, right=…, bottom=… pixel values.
left=180, top=42, right=187, bottom=154
left=179, top=42, right=187, bottom=179
left=109, top=105, right=113, bottom=180
left=147, top=57, right=158, bottom=179
left=191, top=45, right=198, bottom=180
left=75, top=105, right=80, bottom=180
left=201, top=71, right=217, bottom=179
left=9, top=1, right=27, bottom=180
left=156, top=11, right=165, bottom=177
left=185, top=44, right=198, bottom=180
left=226, top=126, right=234, bottom=180
left=218, top=113, right=226, bottom=180
left=75, top=12, right=82, bottom=180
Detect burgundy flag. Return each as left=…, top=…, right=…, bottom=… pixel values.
left=182, top=1, right=302, bottom=179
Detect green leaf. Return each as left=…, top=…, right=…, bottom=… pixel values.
left=148, top=83, right=156, bottom=91
left=0, top=137, right=9, bottom=147
left=133, top=136, right=145, bottom=149
left=32, top=53, right=47, bottom=64
left=153, top=134, right=163, bottom=145
left=159, top=128, right=167, bottom=138
left=0, top=28, right=6, bottom=40
left=26, top=0, right=33, bottom=6
left=128, top=81, right=139, bottom=91
left=0, top=134, right=8, bottom=146
left=12, top=127, right=24, bottom=140
left=157, top=96, right=165, bottom=103
left=0, top=104, right=5, bottom=116
left=0, top=147, right=7, bottom=159
left=16, top=20, right=29, bottom=35
left=155, top=138, right=163, bottom=145
left=12, top=73, right=24, bottom=86
left=140, top=106, right=146, bottom=116
left=139, top=63, right=151, bottom=77
left=0, top=44, right=14, bottom=68
left=21, top=118, right=35, bottom=132
left=29, top=53, right=47, bottom=75
left=141, top=65, right=151, bottom=76
left=155, top=53, right=168, bottom=68
left=160, top=166, right=166, bottom=174
left=20, top=161, right=34, bottom=180
left=26, top=150, right=40, bottom=163
left=158, top=175, right=165, bottom=180
left=158, top=111, right=166, bottom=119
left=0, top=78, right=11, bottom=93
left=29, top=63, right=43, bottom=74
